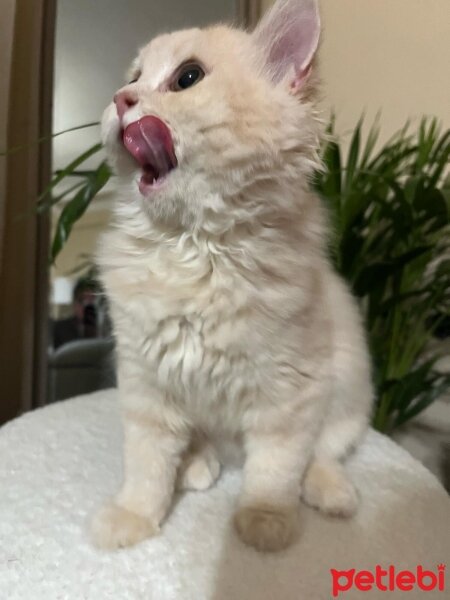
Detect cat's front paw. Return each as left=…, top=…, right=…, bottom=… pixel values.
left=90, top=502, right=158, bottom=550
left=234, top=504, right=298, bottom=552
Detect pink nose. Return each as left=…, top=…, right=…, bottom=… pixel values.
left=114, top=90, right=137, bottom=121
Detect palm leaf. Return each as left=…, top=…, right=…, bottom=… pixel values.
left=51, top=161, right=110, bottom=262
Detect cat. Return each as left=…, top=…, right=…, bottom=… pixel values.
left=91, top=0, right=373, bottom=553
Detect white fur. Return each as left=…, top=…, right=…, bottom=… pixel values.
left=92, top=0, right=373, bottom=552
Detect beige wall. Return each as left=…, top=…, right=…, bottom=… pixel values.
left=262, top=0, right=450, bottom=139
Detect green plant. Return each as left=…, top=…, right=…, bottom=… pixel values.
left=11, top=116, right=450, bottom=433
left=314, top=117, right=450, bottom=432
left=36, top=138, right=111, bottom=262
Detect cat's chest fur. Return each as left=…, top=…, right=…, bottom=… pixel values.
left=99, top=229, right=263, bottom=421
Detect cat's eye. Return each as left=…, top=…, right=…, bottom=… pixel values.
left=171, top=63, right=205, bottom=92
left=128, top=72, right=141, bottom=85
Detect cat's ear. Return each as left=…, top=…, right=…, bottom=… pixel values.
left=252, top=0, right=320, bottom=94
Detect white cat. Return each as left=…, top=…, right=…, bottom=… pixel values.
left=91, top=0, right=373, bottom=553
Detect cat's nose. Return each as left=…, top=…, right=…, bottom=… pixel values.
left=114, top=90, right=137, bottom=121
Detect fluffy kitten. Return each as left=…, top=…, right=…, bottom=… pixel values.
left=91, top=0, right=373, bottom=553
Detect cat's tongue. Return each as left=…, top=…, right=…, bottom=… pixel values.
left=122, top=116, right=177, bottom=194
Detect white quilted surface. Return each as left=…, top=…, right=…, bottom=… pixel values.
left=0, top=389, right=449, bottom=600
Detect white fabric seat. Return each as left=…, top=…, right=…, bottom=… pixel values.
left=0, top=389, right=449, bottom=600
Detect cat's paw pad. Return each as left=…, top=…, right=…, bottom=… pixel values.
left=178, top=451, right=220, bottom=491
left=90, top=502, right=157, bottom=550
left=234, top=504, right=298, bottom=552
left=302, top=464, right=358, bottom=517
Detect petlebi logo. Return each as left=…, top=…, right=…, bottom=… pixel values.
left=330, top=564, right=446, bottom=597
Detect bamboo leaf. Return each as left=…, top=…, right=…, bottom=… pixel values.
left=344, top=117, right=361, bottom=194
left=37, top=180, right=85, bottom=214
left=394, top=374, right=450, bottom=427
left=359, top=113, right=380, bottom=169
left=50, top=161, right=110, bottom=262
left=38, top=142, right=103, bottom=207
left=352, top=246, right=432, bottom=297
left=321, top=141, right=342, bottom=197
left=427, top=129, right=450, bottom=187
left=0, top=121, right=100, bottom=156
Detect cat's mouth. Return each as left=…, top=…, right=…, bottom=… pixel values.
left=122, top=116, right=177, bottom=195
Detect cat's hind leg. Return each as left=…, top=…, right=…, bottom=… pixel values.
left=302, top=457, right=359, bottom=517
left=302, top=273, right=373, bottom=518
left=177, top=436, right=221, bottom=492
left=302, top=411, right=370, bottom=518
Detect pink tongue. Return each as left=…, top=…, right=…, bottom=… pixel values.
left=122, top=116, right=177, bottom=178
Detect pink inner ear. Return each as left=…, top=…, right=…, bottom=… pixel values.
left=254, top=0, right=320, bottom=84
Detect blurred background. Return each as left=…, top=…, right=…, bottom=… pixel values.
left=0, top=0, right=449, bottom=486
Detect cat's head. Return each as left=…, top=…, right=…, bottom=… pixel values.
left=102, top=0, right=321, bottom=231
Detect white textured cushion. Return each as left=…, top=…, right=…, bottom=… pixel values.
left=0, top=389, right=449, bottom=600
